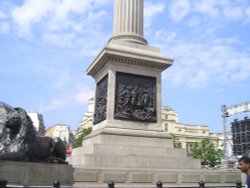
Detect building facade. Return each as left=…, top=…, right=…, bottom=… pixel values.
left=28, top=112, right=46, bottom=135
left=75, top=98, right=94, bottom=138
left=161, top=106, right=219, bottom=154
left=45, top=124, right=75, bottom=144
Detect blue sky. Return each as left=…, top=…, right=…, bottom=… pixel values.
left=0, top=0, right=249, bottom=133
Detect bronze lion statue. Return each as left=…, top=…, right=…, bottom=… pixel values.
left=0, top=107, right=68, bottom=164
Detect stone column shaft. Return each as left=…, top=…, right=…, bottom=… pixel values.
left=110, top=0, right=147, bottom=45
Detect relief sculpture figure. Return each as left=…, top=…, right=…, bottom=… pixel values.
left=115, top=84, right=156, bottom=122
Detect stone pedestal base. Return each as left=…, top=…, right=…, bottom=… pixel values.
left=68, top=128, right=242, bottom=187
left=70, top=128, right=200, bottom=169
left=0, top=160, right=73, bottom=186
left=73, top=166, right=241, bottom=187
left=70, top=128, right=241, bottom=187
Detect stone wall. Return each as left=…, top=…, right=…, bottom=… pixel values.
left=74, top=167, right=241, bottom=187
left=0, top=160, right=73, bottom=186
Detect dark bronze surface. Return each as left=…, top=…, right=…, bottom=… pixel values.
left=0, top=107, right=67, bottom=164
left=114, top=72, right=157, bottom=123
left=93, top=74, right=108, bottom=125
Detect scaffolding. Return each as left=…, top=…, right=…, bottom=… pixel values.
left=221, top=101, right=250, bottom=166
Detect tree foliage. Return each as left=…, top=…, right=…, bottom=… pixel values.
left=190, top=138, right=222, bottom=166
left=73, top=127, right=92, bottom=148
left=171, top=134, right=182, bottom=148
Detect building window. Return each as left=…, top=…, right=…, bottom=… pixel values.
left=186, top=142, right=195, bottom=154
left=178, top=129, right=181, bottom=132
left=203, top=131, right=206, bottom=134
left=165, top=123, right=168, bottom=132
left=165, top=114, right=168, bottom=119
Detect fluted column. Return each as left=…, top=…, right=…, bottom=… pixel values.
left=109, top=0, right=147, bottom=45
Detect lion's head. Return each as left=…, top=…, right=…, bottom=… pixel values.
left=5, top=109, right=22, bottom=134
left=2, top=108, right=36, bottom=149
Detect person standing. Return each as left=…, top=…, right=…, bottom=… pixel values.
left=238, top=156, right=250, bottom=188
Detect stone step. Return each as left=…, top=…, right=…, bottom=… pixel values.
left=73, top=154, right=200, bottom=169
left=73, top=143, right=187, bottom=158
left=82, top=129, right=173, bottom=148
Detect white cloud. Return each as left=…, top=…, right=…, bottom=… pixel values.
left=11, top=0, right=55, bottom=37
left=44, top=32, right=76, bottom=48
left=159, top=33, right=250, bottom=88
left=223, top=6, right=244, bottom=21
left=185, top=16, right=201, bottom=27
left=0, top=11, right=7, bottom=19
left=53, top=0, right=90, bottom=21
left=10, top=0, right=110, bottom=45
left=144, top=2, right=165, bottom=28
left=51, top=72, right=72, bottom=90
left=0, top=22, right=10, bottom=34
left=45, top=8, right=108, bottom=48
left=244, top=6, right=250, bottom=23
left=168, top=0, right=249, bottom=25
left=75, top=88, right=94, bottom=104
left=0, top=8, right=10, bottom=34
left=188, top=69, right=209, bottom=89
left=194, top=0, right=220, bottom=18
left=41, top=98, right=68, bottom=112
left=169, top=0, right=190, bottom=22
left=155, top=29, right=177, bottom=42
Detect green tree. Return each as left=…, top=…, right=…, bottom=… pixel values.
left=190, top=138, right=222, bottom=167
left=73, top=127, right=92, bottom=148
left=171, top=134, right=182, bottom=148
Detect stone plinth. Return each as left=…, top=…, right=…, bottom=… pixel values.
left=0, top=160, right=74, bottom=186
left=70, top=128, right=242, bottom=187
left=86, top=40, right=173, bottom=133
left=70, top=128, right=200, bottom=170
left=73, top=167, right=241, bottom=187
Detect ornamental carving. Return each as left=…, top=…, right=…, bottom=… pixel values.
left=93, top=74, right=108, bottom=125
left=114, top=72, right=157, bottom=122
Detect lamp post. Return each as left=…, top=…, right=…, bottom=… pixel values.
left=221, top=105, right=229, bottom=167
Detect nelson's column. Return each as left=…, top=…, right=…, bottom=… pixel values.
left=70, top=0, right=241, bottom=186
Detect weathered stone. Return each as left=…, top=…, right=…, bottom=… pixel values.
left=158, top=173, right=178, bottom=183
left=204, top=174, right=221, bottom=183
left=0, top=160, right=73, bottom=186
left=131, top=173, right=153, bottom=183
left=182, top=173, right=201, bottom=183
left=74, top=170, right=98, bottom=182
left=103, top=172, right=127, bottom=183
left=225, top=174, right=241, bottom=183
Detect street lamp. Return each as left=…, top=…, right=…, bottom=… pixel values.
left=221, top=105, right=229, bottom=167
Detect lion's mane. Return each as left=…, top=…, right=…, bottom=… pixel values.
left=0, top=107, right=67, bottom=164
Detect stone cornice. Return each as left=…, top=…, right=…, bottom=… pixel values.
left=86, top=45, right=173, bottom=77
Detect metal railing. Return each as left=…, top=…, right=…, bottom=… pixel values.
left=0, top=179, right=244, bottom=188
left=107, top=180, right=243, bottom=188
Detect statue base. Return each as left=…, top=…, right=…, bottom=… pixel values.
left=0, top=160, right=73, bottom=186
left=70, top=128, right=242, bottom=187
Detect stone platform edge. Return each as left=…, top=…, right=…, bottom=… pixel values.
left=73, top=166, right=242, bottom=186
left=0, top=160, right=74, bottom=186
